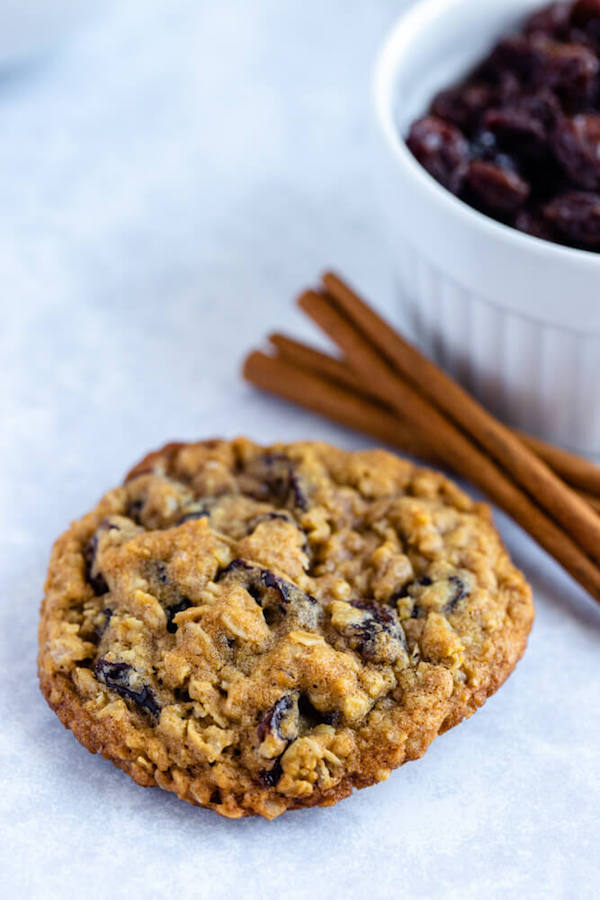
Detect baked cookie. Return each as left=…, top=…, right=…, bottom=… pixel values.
left=38, top=439, right=533, bottom=819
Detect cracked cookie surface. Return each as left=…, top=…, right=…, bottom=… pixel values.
left=38, top=438, right=534, bottom=819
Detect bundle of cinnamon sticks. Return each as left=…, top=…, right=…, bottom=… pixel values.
left=243, top=272, right=600, bottom=603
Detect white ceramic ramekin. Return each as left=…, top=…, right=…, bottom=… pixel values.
left=374, top=0, right=600, bottom=457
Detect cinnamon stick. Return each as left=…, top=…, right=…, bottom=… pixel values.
left=244, top=350, right=431, bottom=459
left=292, top=289, right=600, bottom=599
left=270, top=331, right=600, bottom=501
left=321, top=273, right=600, bottom=567
left=517, top=432, right=600, bottom=495
left=269, top=333, right=364, bottom=394
left=577, top=491, right=600, bottom=515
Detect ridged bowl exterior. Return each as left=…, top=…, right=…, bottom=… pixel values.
left=395, top=244, right=600, bottom=454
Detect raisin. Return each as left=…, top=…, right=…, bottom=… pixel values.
left=220, top=558, right=253, bottom=578
left=262, top=569, right=318, bottom=626
left=174, top=687, right=192, bottom=703
left=248, top=511, right=294, bottom=529
left=343, top=600, right=407, bottom=665
left=543, top=190, right=600, bottom=244
left=445, top=575, right=469, bottom=612
left=84, top=533, right=110, bottom=596
left=571, top=0, right=600, bottom=28
left=288, top=471, right=309, bottom=511
left=478, top=35, right=540, bottom=83
left=178, top=507, right=210, bottom=524
left=406, top=116, right=469, bottom=192
left=533, top=37, right=599, bottom=108
left=257, top=694, right=298, bottom=743
left=258, top=757, right=283, bottom=787
left=396, top=575, right=468, bottom=618
left=571, top=1, right=600, bottom=51
left=554, top=114, right=600, bottom=189
left=94, top=659, right=160, bottom=718
left=465, top=159, right=530, bottom=215
left=525, top=2, right=572, bottom=38
left=84, top=519, right=131, bottom=597
left=570, top=0, right=600, bottom=54
left=155, top=561, right=169, bottom=584
left=482, top=91, right=561, bottom=160
left=298, top=694, right=340, bottom=729
left=430, top=81, right=495, bottom=132
left=471, top=131, right=522, bottom=177
left=470, top=129, right=502, bottom=160
left=127, top=498, right=145, bottom=524
left=166, top=598, right=193, bottom=633
left=94, top=607, right=113, bottom=643
left=250, top=454, right=309, bottom=511
left=514, top=207, right=554, bottom=239
left=392, top=574, right=432, bottom=603
left=261, top=569, right=306, bottom=604
left=219, top=560, right=319, bottom=629
left=146, top=561, right=193, bottom=632
left=496, top=71, right=523, bottom=103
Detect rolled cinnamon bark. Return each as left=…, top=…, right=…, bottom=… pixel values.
left=321, top=273, right=600, bottom=568
left=577, top=491, right=600, bottom=515
left=517, top=432, right=600, bottom=495
left=244, top=350, right=431, bottom=459
left=269, top=333, right=363, bottom=393
left=295, top=288, right=600, bottom=599
left=271, top=331, right=600, bottom=501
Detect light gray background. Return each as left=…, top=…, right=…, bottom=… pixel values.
left=2, top=2, right=599, bottom=898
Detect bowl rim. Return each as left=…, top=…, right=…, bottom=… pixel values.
left=372, top=0, right=600, bottom=271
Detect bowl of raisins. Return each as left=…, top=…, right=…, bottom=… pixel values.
left=374, top=0, right=600, bottom=455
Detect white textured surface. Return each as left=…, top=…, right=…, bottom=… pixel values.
left=2, top=2, right=600, bottom=898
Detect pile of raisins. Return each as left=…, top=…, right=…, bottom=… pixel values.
left=406, top=0, right=600, bottom=250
